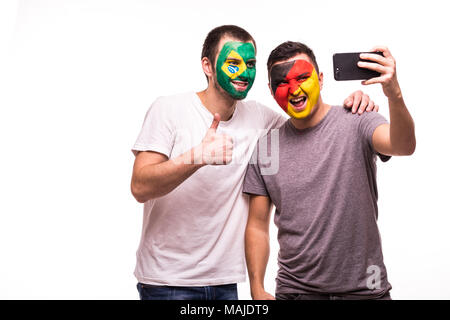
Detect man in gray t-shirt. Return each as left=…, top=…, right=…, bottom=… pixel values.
left=243, top=42, right=416, bottom=300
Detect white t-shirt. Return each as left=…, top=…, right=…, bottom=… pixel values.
left=132, top=92, right=286, bottom=286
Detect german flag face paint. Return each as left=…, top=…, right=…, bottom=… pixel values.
left=216, top=41, right=256, bottom=100
left=270, top=59, right=320, bottom=119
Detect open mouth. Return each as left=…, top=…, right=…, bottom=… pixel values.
left=289, top=95, right=307, bottom=111
left=231, top=80, right=249, bottom=91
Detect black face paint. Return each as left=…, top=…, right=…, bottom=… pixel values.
left=269, top=60, right=295, bottom=94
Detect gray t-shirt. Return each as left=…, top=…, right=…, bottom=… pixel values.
left=243, top=105, right=392, bottom=298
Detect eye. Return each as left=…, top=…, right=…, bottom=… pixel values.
left=246, top=61, right=255, bottom=68
left=297, top=73, right=310, bottom=81
left=227, top=59, right=240, bottom=66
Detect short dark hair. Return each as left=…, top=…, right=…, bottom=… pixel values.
left=201, top=25, right=256, bottom=73
left=267, top=41, right=319, bottom=75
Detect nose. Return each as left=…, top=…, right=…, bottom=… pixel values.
left=288, top=79, right=301, bottom=95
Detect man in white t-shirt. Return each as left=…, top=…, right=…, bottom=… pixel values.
left=130, top=25, right=378, bottom=300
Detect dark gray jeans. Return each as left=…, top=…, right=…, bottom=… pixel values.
left=276, top=292, right=391, bottom=300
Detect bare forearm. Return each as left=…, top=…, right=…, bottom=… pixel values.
left=132, top=147, right=204, bottom=202
left=131, top=113, right=233, bottom=203
left=388, top=91, right=416, bottom=155
left=359, top=48, right=416, bottom=156
left=245, top=226, right=270, bottom=297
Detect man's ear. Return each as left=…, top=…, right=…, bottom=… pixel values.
left=319, top=72, right=324, bottom=90
left=201, top=57, right=214, bottom=80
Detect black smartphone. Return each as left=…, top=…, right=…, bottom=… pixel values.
left=333, top=52, right=383, bottom=81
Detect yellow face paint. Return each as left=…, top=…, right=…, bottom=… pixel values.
left=286, top=68, right=320, bottom=119
left=220, top=50, right=248, bottom=79
left=216, top=42, right=256, bottom=99
left=270, top=59, right=320, bottom=119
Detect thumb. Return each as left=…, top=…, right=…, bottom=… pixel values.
left=344, top=97, right=353, bottom=107
left=209, top=113, right=221, bottom=131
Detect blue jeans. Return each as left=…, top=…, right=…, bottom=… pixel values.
left=137, top=283, right=238, bottom=300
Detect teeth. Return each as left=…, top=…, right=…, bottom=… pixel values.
left=231, top=80, right=248, bottom=86
left=290, top=96, right=306, bottom=104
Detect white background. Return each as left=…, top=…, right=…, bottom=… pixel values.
left=0, top=0, right=449, bottom=299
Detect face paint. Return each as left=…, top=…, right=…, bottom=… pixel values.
left=215, top=41, right=256, bottom=100
left=270, top=59, right=320, bottom=119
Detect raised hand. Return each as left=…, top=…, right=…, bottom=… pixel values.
left=198, top=113, right=234, bottom=165
left=358, top=47, right=402, bottom=100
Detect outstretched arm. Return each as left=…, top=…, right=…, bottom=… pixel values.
left=245, top=195, right=275, bottom=300
left=358, top=46, right=416, bottom=156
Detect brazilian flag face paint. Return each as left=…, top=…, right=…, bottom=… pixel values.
left=216, top=41, right=256, bottom=100
left=270, top=59, right=320, bottom=119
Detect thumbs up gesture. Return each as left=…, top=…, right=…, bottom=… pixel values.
left=199, top=113, right=234, bottom=165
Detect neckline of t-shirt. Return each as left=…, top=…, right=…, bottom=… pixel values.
left=192, top=92, right=241, bottom=127
left=286, top=105, right=337, bottom=134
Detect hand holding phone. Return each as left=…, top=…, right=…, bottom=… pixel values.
left=357, top=47, right=401, bottom=99
left=334, top=47, right=401, bottom=100
left=333, top=51, right=384, bottom=81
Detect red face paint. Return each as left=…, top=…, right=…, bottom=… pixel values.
left=271, top=60, right=314, bottom=111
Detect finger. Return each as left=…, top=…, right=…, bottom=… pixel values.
left=209, top=113, right=221, bottom=131
left=226, top=139, right=234, bottom=152
left=351, top=91, right=362, bottom=114
left=360, top=52, right=387, bottom=66
left=365, top=100, right=375, bottom=112
left=224, top=141, right=233, bottom=164
left=374, top=104, right=379, bottom=112
left=361, top=76, right=386, bottom=86
left=344, top=97, right=353, bottom=108
left=371, top=45, right=392, bottom=58
left=357, top=61, right=387, bottom=74
left=219, top=140, right=228, bottom=165
left=358, top=94, right=370, bottom=114
left=223, top=134, right=233, bottom=145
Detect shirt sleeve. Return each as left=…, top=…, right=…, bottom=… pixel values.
left=358, top=111, right=391, bottom=162
left=259, top=102, right=287, bottom=130
left=243, top=143, right=270, bottom=196
left=132, top=97, right=175, bottom=157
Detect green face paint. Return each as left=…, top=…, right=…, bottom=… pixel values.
left=215, top=41, right=256, bottom=100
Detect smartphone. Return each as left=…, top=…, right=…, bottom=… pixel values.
left=333, top=52, right=383, bottom=81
